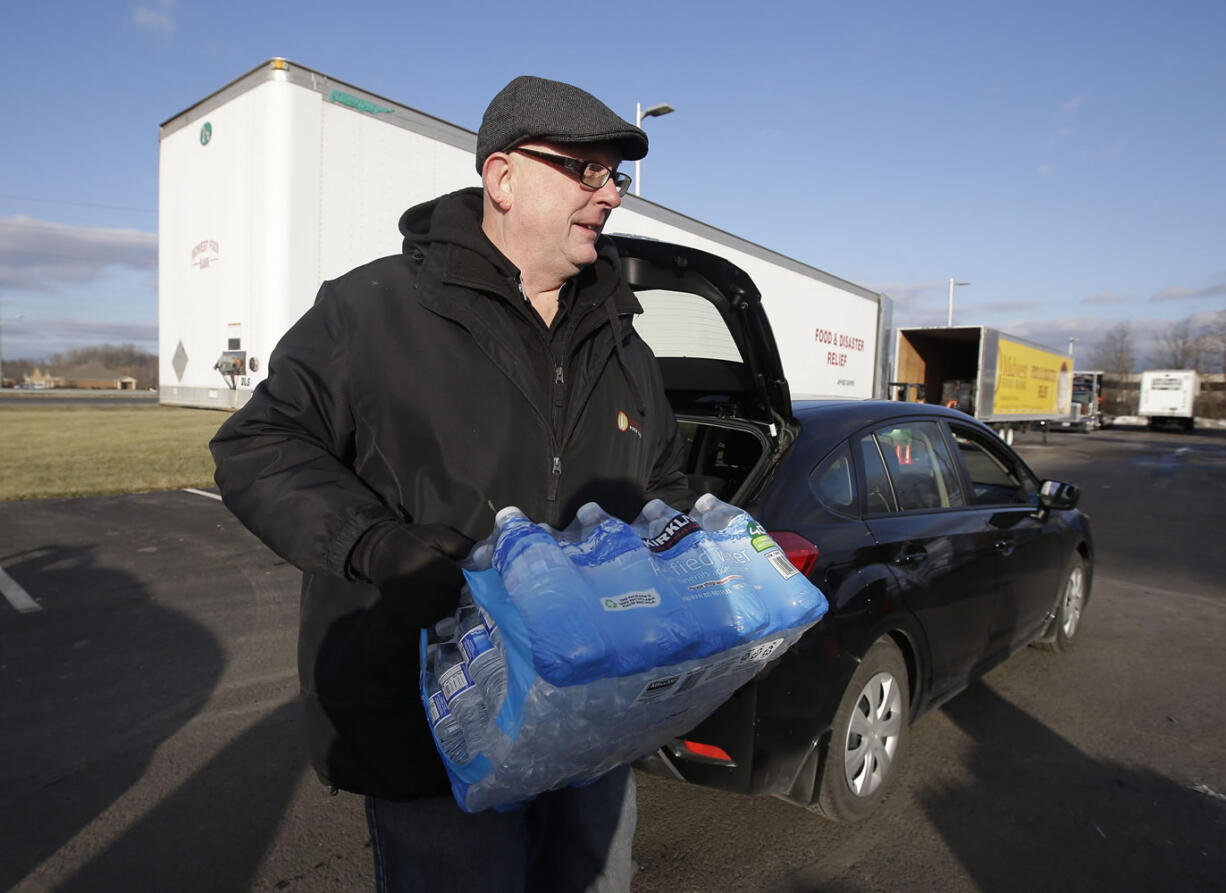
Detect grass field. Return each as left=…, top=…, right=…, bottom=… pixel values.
left=0, top=404, right=230, bottom=501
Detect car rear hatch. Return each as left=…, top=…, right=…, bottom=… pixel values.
left=612, top=234, right=798, bottom=502
left=614, top=235, right=812, bottom=797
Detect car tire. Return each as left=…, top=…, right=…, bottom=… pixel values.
left=812, top=636, right=909, bottom=822
left=1034, top=553, right=1087, bottom=652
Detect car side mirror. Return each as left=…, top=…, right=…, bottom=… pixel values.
left=1038, top=480, right=1080, bottom=511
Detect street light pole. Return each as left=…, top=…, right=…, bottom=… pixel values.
left=634, top=101, right=675, bottom=197
left=947, top=279, right=970, bottom=326
left=1068, top=337, right=1077, bottom=364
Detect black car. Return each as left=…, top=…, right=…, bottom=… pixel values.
left=614, top=235, right=1093, bottom=822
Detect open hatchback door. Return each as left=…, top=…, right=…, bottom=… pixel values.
left=612, top=234, right=799, bottom=505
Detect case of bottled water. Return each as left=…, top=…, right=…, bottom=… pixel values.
left=419, top=494, right=828, bottom=813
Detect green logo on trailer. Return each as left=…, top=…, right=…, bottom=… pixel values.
left=200, top=122, right=212, bottom=146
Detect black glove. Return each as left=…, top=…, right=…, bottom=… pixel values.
left=353, top=521, right=474, bottom=629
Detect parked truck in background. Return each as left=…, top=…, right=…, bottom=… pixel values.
left=1138, top=370, right=1198, bottom=431
left=1055, top=370, right=1107, bottom=432
left=157, top=59, right=892, bottom=411
left=891, top=325, right=1073, bottom=443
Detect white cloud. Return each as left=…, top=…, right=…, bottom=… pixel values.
left=3, top=317, right=158, bottom=361
left=1152, top=281, right=1226, bottom=302
left=983, top=299, right=1046, bottom=313
left=0, top=216, right=156, bottom=291
left=1083, top=139, right=1126, bottom=161
left=1046, top=126, right=1073, bottom=150
left=1081, top=292, right=1133, bottom=305
left=865, top=280, right=940, bottom=306
left=1060, top=95, right=1086, bottom=117
left=1038, top=163, right=1054, bottom=176
left=132, top=1, right=175, bottom=32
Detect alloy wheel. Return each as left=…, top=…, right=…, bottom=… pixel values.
left=843, top=670, right=904, bottom=797
left=1061, top=564, right=1085, bottom=639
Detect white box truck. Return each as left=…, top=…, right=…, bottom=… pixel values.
left=891, top=325, right=1074, bottom=443
left=158, top=59, right=892, bottom=410
left=1138, top=369, right=1198, bottom=431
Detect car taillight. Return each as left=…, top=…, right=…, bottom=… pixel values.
left=768, top=530, right=819, bottom=576
left=676, top=739, right=737, bottom=766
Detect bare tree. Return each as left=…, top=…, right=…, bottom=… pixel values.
left=1087, top=322, right=1135, bottom=374
left=1150, top=318, right=1204, bottom=371
left=1202, top=310, right=1226, bottom=374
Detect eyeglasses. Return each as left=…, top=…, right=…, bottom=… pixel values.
left=511, top=148, right=633, bottom=197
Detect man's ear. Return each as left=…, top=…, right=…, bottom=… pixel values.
left=482, top=153, right=513, bottom=212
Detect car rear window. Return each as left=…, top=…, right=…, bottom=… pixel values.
left=632, top=289, right=741, bottom=362
left=808, top=443, right=858, bottom=518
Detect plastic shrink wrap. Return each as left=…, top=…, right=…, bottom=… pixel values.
left=419, top=494, right=828, bottom=812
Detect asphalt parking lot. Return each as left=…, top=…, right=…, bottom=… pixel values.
left=1, top=425, right=1224, bottom=892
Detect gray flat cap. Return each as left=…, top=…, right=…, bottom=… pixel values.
left=475, top=75, right=647, bottom=174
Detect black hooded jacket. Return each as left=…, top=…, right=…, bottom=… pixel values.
left=210, top=188, right=690, bottom=800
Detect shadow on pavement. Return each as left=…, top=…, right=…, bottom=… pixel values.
left=0, top=539, right=306, bottom=890
left=920, top=681, right=1224, bottom=892
left=58, top=699, right=307, bottom=891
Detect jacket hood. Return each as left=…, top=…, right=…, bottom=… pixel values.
left=399, top=188, right=506, bottom=267
left=397, top=187, right=638, bottom=315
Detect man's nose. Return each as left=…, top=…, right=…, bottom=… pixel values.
left=595, top=177, right=622, bottom=208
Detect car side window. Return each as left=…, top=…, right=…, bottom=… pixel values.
left=858, top=434, right=897, bottom=514
left=950, top=425, right=1036, bottom=506
left=872, top=421, right=966, bottom=512
left=808, top=442, right=859, bottom=518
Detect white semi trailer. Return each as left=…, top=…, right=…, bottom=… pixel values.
left=158, top=59, right=891, bottom=409
left=1138, top=369, right=1199, bottom=431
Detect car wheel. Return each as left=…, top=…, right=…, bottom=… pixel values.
left=812, top=636, right=909, bottom=822
left=1034, top=553, right=1087, bottom=652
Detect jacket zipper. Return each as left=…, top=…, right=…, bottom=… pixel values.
left=549, top=455, right=562, bottom=502
left=548, top=363, right=565, bottom=503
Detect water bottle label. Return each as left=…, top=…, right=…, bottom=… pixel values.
left=635, top=673, right=681, bottom=703
left=599, top=589, right=661, bottom=611
left=763, top=549, right=799, bottom=579
left=427, top=690, right=450, bottom=727
left=742, top=637, right=784, bottom=663
left=459, top=625, right=494, bottom=666
left=440, top=663, right=475, bottom=702
left=641, top=513, right=700, bottom=553
left=633, top=665, right=709, bottom=704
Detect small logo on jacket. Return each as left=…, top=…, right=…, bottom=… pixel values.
left=616, top=410, right=642, bottom=439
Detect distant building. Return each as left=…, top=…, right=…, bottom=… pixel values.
left=48, top=364, right=137, bottom=390
left=21, top=367, right=57, bottom=389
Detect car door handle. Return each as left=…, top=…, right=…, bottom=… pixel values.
left=894, top=545, right=928, bottom=567
left=994, top=538, right=1015, bottom=557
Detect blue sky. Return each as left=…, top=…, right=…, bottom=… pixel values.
left=1, top=0, right=1223, bottom=368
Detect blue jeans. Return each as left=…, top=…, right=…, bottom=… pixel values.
left=365, top=765, right=637, bottom=893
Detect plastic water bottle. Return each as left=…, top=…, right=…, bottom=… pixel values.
left=464, top=542, right=494, bottom=572
left=435, top=642, right=487, bottom=752
left=479, top=605, right=502, bottom=650
left=492, top=507, right=612, bottom=685
left=691, top=492, right=744, bottom=533
left=457, top=604, right=507, bottom=715
left=424, top=669, right=470, bottom=765
left=639, top=498, right=684, bottom=540
left=433, top=615, right=457, bottom=641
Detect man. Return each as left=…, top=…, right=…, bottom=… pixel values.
left=210, top=75, right=690, bottom=891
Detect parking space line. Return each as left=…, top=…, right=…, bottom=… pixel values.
left=183, top=488, right=223, bottom=502
left=0, top=566, right=41, bottom=613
